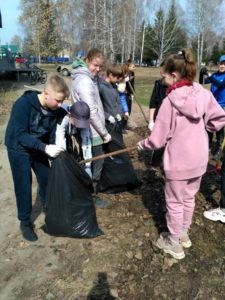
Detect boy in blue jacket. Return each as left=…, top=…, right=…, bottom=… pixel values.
left=204, top=54, right=225, bottom=157
left=5, top=75, right=70, bottom=242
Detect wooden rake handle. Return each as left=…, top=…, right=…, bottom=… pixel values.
left=79, top=146, right=137, bottom=164
left=127, top=81, right=149, bottom=124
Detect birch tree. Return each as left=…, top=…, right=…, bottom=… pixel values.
left=55, top=0, right=84, bottom=58
left=81, top=0, right=144, bottom=62
left=185, top=0, right=223, bottom=66
left=19, top=0, right=61, bottom=60
left=145, top=2, right=186, bottom=63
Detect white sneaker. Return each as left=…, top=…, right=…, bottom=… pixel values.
left=156, top=233, right=185, bottom=260
left=180, top=235, right=192, bottom=248
left=161, top=231, right=192, bottom=249
left=203, top=207, right=225, bottom=223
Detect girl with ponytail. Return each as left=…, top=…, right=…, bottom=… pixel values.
left=137, top=49, right=225, bottom=260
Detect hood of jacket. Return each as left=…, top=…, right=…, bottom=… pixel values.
left=167, top=82, right=207, bottom=120
left=71, top=65, right=96, bottom=82
left=72, top=57, right=87, bottom=69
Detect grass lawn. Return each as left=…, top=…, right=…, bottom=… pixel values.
left=0, top=64, right=210, bottom=110
left=134, top=67, right=161, bottom=106
left=42, top=64, right=161, bottom=107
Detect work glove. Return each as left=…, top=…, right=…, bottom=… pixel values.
left=45, top=144, right=65, bottom=158
left=85, top=163, right=92, bottom=178
left=103, top=133, right=112, bottom=144
left=116, top=114, right=122, bottom=122
left=148, top=121, right=154, bottom=131
left=123, top=112, right=129, bottom=120
left=137, top=141, right=144, bottom=152
left=108, top=115, right=116, bottom=124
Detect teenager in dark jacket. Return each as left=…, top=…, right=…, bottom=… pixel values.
left=98, top=63, right=123, bottom=129
left=5, top=75, right=70, bottom=242
left=148, top=79, right=167, bottom=131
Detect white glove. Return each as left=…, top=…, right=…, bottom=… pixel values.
left=124, top=112, right=129, bottom=120
left=125, top=75, right=129, bottom=82
left=45, top=144, right=65, bottom=158
left=148, top=121, right=154, bottom=131
left=116, top=114, right=122, bottom=122
left=85, top=164, right=92, bottom=178
left=103, top=133, right=112, bottom=144
left=108, top=115, right=116, bottom=124
left=137, top=141, right=144, bottom=151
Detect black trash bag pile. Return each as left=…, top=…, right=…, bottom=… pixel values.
left=97, top=122, right=140, bottom=194
left=44, top=151, right=103, bottom=238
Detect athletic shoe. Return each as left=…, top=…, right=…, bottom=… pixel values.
left=180, top=235, right=192, bottom=248
left=156, top=234, right=185, bottom=260
left=161, top=231, right=192, bottom=249
left=203, top=207, right=225, bottom=223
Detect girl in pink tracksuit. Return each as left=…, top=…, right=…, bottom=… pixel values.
left=138, top=49, right=225, bottom=260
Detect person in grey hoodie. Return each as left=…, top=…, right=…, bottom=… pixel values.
left=71, top=48, right=111, bottom=208
left=138, top=49, right=225, bottom=260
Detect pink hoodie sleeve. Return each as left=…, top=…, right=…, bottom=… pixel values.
left=140, top=98, right=172, bottom=150
left=204, top=93, right=225, bottom=132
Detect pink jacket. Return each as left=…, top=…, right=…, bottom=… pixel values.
left=140, top=82, right=225, bottom=180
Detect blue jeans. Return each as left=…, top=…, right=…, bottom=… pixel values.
left=7, top=149, right=50, bottom=221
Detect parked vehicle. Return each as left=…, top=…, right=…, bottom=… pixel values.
left=56, top=62, right=73, bottom=76
left=15, top=57, right=27, bottom=64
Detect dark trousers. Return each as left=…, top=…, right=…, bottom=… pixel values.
left=7, top=149, right=50, bottom=221
left=220, top=155, right=225, bottom=209
left=126, top=94, right=132, bottom=115
left=92, top=145, right=104, bottom=194
left=208, top=128, right=225, bottom=149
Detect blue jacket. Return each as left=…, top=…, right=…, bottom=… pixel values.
left=5, top=91, right=66, bottom=152
left=205, top=71, right=225, bottom=107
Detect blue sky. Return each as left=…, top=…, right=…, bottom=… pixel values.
left=0, top=0, right=21, bottom=45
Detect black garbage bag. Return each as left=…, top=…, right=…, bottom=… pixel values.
left=97, top=122, right=140, bottom=193
left=44, top=151, right=103, bottom=238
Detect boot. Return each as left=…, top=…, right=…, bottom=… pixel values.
left=20, top=221, right=38, bottom=242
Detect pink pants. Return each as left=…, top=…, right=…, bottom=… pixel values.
left=165, top=176, right=202, bottom=238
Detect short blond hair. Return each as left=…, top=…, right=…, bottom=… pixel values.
left=45, top=74, right=70, bottom=99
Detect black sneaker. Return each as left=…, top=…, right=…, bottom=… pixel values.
left=212, top=150, right=220, bottom=160
left=93, top=196, right=110, bottom=208
left=20, top=221, right=38, bottom=242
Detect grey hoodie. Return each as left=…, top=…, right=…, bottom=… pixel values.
left=71, top=66, right=108, bottom=146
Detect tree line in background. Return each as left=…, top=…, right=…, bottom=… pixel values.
left=10, top=0, right=225, bottom=66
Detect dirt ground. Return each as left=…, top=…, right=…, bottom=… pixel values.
left=0, top=75, right=225, bottom=300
